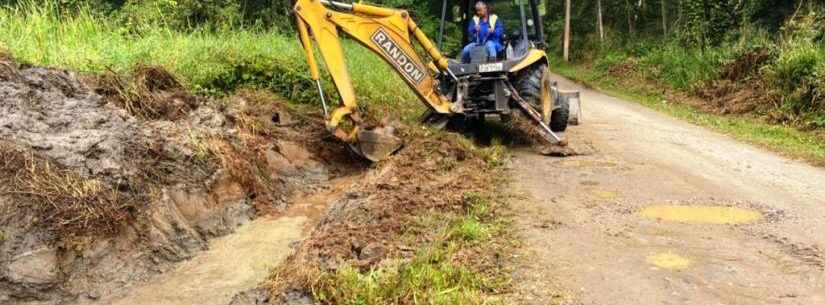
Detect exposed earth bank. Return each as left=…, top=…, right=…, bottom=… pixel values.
left=0, top=62, right=360, bottom=305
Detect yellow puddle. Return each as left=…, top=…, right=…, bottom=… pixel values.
left=647, top=252, right=692, bottom=270
left=640, top=205, right=762, bottom=224
left=591, top=189, right=619, bottom=200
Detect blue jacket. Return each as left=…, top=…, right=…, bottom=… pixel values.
left=468, top=14, right=504, bottom=51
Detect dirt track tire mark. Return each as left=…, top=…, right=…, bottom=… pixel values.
left=509, top=74, right=825, bottom=305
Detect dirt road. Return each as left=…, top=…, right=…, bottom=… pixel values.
left=511, top=75, right=825, bottom=305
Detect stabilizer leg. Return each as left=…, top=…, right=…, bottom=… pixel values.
left=506, top=82, right=568, bottom=146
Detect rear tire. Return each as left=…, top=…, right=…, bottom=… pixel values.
left=515, top=63, right=569, bottom=132
left=550, top=94, right=570, bottom=132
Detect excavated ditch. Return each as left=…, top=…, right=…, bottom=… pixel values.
left=0, top=62, right=361, bottom=305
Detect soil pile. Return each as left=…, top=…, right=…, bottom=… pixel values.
left=260, top=131, right=501, bottom=304
left=0, top=66, right=139, bottom=178
left=694, top=80, right=765, bottom=115
left=0, top=62, right=354, bottom=305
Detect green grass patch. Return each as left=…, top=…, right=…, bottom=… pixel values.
left=308, top=193, right=510, bottom=305
left=0, top=0, right=417, bottom=109
left=313, top=246, right=502, bottom=305
left=552, top=61, right=825, bottom=165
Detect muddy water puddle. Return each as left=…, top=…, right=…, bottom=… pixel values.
left=283, top=176, right=359, bottom=226
left=97, top=175, right=360, bottom=305
left=641, top=205, right=762, bottom=224
left=100, top=216, right=304, bottom=305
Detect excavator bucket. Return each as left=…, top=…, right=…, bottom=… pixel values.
left=351, top=125, right=403, bottom=162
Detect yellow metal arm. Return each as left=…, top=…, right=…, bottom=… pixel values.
left=293, top=0, right=455, bottom=143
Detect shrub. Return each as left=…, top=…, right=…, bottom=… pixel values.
left=769, top=42, right=823, bottom=91
left=593, top=50, right=626, bottom=72
left=118, top=0, right=242, bottom=31
left=764, top=40, right=825, bottom=117
left=639, top=44, right=732, bottom=90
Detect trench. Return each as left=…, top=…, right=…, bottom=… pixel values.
left=81, top=175, right=359, bottom=305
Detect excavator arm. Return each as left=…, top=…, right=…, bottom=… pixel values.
left=293, top=0, right=457, bottom=160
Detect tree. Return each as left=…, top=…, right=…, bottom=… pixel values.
left=661, top=0, right=668, bottom=35
left=597, top=0, right=605, bottom=42
left=564, top=0, right=571, bottom=61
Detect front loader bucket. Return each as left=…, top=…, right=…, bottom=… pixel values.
left=351, top=126, right=403, bottom=162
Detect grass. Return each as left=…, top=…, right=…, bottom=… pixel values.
left=313, top=247, right=501, bottom=305
left=307, top=193, right=510, bottom=305
left=552, top=61, right=825, bottom=165
left=0, top=142, right=140, bottom=236
left=0, top=0, right=417, bottom=109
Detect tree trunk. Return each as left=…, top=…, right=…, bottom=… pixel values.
left=626, top=0, right=635, bottom=34
left=598, top=0, right=605, bottom=42
left=675, top=0, right=683, bottom=29
left=634, top=0, right=643, bottom=30
left=564, top=0, right=572, bottom=61
left=701, top=0, right=710, bottom=53
left=661, top=0, right=668, bottom=35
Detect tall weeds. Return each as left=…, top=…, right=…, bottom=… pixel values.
left=0, top=0, right=416, bottom=107
left=585, top=9, right=825, bottom=128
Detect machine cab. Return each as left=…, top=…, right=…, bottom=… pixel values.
left=436, top=0, right=547, bottom=64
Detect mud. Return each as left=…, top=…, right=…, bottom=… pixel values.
left=265, top=131, right=498, bottom=302
left=0, top=63, right=356, bottom=305
left=0, top=66, right=138, bottom=178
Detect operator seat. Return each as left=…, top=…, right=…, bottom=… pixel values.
left=468, top=45, right=490, bottom=63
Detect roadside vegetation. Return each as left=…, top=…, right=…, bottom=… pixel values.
left=0, top=0, right=416, bottom=108
left=545, top=0, right=825, bottom=163
left=553, top=62, right=825, bottom=165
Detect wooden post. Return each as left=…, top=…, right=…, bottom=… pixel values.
left=564, top=0, right=571, bottom=61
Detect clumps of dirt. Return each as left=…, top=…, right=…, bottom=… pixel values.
left=687, top=51, right=775, bottom=115
left=265, top=130, right=501, bottom=302
left=92, top=65, right=199, bottom=121
left=0, top=65, right=140, bottom=178
left=694, top=80, right=768, bottom=115
left=720, top=51, right=771, bottom=82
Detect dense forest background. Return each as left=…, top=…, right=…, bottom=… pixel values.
left=0, top=0, right=823, bottom=128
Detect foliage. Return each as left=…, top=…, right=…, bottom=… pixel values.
left=764, top=12, right=825, bottom=120
left=0, top=0, right=416, bottom=108
left=3, top=0, right=824, bottom=125
left=566, top=0, right=825, bottom=127
left=118, top=0, right=243, bottom=30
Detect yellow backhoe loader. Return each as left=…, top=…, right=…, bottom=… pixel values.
left=294, top=0, right=572, bottom=161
